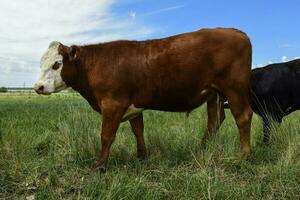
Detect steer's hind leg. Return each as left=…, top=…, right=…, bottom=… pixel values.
left=129, top=113, right=147, bottom=160
left=201, top=93, right=225, bottom=147
left=94, top=99, right=128, bottom=172
left=226, top=90, right=252, bottom=157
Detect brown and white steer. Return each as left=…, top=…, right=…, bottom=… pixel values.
left=34, top=28, right=253, bottom=170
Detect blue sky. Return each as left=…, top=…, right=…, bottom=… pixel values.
left=0, top=0, right=299, bottom=87
left=119, top=0, right=300, bottom=64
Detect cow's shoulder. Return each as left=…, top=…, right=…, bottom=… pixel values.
left=284, top=59, right=300, bottom=74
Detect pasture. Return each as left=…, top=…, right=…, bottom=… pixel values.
left=0, top=93, right=299, bottom=199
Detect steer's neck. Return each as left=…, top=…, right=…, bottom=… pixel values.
left=69, top=48, right=101, bottom=113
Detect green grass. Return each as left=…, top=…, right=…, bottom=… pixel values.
left=0, top=93, right=300, bottom=199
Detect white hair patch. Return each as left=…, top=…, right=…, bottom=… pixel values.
left=121, top=104, right=144, bottom=122
left=34, top=41, right=68, bottom=94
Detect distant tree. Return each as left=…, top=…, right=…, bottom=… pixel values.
left=0, top=87, right=8, bottom=93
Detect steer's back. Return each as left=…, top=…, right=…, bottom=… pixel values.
left=94, top=28, right=252, bottom=111
left=127, top=28, right=251, bottom=110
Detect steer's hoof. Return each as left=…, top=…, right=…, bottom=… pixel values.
left=137, top=152, right=147, bottom=161
left=200, top=142, right=206, bottom=149
left=200, top=139, right=209, bottom=150
left=137, top=156, right=147, bottom=162
left=92, top=162, right=107, bottom=173
left=241, top=150, right=251, bottom=160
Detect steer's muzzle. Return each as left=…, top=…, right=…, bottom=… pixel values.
left=34, top=84, right=49, bottom=95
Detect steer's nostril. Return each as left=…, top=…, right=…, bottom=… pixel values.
left=34, top=84, right=47, bottom=95
left=38, top=85, right=44, bottom=91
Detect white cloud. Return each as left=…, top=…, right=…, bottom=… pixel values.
left=129, top=11, right=136, bottom=18
left=145, top=5, right=184, bottom=16
left=0, top=0, right=154, bottom=86
left=252, top=63, right=264, bottom=68
left=252, top=56, right=300, bottom=70
left=0, top=57, right=37, bottom=73
left=279, top=44, right=292, bottom=48
left=281, top=56, right=289, bottom=62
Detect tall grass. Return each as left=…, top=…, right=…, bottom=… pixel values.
left=0, top=93, right=299, bottom=199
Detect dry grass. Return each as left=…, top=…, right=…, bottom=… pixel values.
left=0, top=93, right=300, bottom=199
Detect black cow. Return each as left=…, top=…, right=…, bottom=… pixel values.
left=225, top=59, right=300, bottom=143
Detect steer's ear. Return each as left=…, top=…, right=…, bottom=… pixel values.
left=68, top=45, right=80, bottom=61
left=58, top=44, right=80, bottom=62
left=58, top=44, right=69, bottom=58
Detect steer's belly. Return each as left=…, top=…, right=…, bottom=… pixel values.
left=120, top=88, right=212, bottom=122
left=144, top=88, right=212, bottom=112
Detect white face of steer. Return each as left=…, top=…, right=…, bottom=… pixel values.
left=34, top=41, right=68, bottom=95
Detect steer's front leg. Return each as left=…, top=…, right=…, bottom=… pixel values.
left=94, top=99, right=128, bottom=172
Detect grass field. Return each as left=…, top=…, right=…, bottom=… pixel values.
left=0, top=93, right=300, bottom=199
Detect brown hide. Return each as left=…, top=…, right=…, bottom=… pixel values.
left=59, top=28, right=253, bottom=170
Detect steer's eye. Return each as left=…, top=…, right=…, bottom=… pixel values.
left=52, top=62, right=60, bottom=70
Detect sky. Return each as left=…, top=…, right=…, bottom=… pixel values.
left=0, top=0, right=300, bottom=87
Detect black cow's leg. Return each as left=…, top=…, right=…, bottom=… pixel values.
left=201, top=93, right=225, bottom=147
left=263, top=115, right=283, bottom=144
left=94, top=99, right=128, bottom=171
left=129, top=113, right=147, bottom=160
left=262, top=117, right=271, bottom=144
